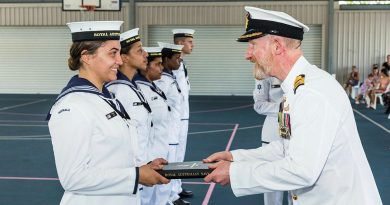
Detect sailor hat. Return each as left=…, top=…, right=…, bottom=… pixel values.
left=67, top=21, right=123, bottom=42
left=157, top=42, right=183, bottom=54
left=144, top=47, right=163, bottom=57
left=237, top=6, right=309, bottom=42
left=120, top=28, right=141, bottom=48
left=172, top=29, right=195, bottom=38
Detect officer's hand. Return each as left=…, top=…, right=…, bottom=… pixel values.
left=203, top=151, right=233, bottom=163
left=204, top=160, right=231, bottom=186
left=148, top=158, right=168, bottom=170
left=139, top=165, right=169, bottom=187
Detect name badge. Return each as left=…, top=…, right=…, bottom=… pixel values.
left=106, top=111, right=117, bottom=120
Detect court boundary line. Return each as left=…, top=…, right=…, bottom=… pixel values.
left=202, top=123, right=239, bottom=205
left=191, top=104, right=252, bottom=114
left=353, top=109, right=390, bottom=134
left=0, top=99, right=47, bottom=111
left=189, top=124, right=261, bottom=135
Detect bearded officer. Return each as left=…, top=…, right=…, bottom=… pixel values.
left=204, top=6, right=382, bottom=205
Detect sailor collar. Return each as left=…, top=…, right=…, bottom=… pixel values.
left=56, top=75, right=112, bottom=101
left=47, top=75, right=130, bottom=120
left=281, top=56, right=308, bottom=94
left=134, top=73, right=168, bottom=101
left=162, top=68, right=174, bottom=78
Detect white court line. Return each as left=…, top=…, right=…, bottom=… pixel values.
left=0, top=120, right=46, bottom=123
left=0, top=124, right=47, bottom=127
left=0, top=99, right=47, bottom=111
left=191, top=104, right=252, bottom=114
left=0, top=134, right=50, bottom=138
left=0, top=137, right=50, bottom=141
left=190, top=122, right=237, bottom=126
left=0, top=112, right=46, bottom=116
left=353, top=109, right=390, bottom=134
left=188, top=124, right=262, bottom=135
left=0, top=176, right=58, bottom=181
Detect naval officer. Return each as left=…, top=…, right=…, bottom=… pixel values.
left=47, top=21, right=168, bottom=205
left=204, top=7, right=382, bottom=205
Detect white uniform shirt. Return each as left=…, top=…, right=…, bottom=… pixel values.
left=230, top=57, right=382, bottom=205
left=172, top=61, right=190, bottom=119
left=106, top=71, right=153, bottom=165
left=48, top=77, right=140, bottom=205
left=135, top=74, right=171, bottom=159
left=154, top=68, right=183, bottom=144
left=253, top=77, right=284, bottom=143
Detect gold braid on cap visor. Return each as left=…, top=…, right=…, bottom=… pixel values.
left=238, top=32, right=264, bottom=39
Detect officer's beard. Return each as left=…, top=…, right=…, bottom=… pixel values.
left=253, top=54, right=273, bottom=80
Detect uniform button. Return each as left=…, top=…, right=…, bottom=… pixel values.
left=292, top=195, right=298, bottom=200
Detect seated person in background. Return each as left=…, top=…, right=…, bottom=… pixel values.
left=344, top=65, right=359, bottom=96
left=367, top=68, right=390, bottom=108
left=355, top=73, right=374, bottom=104
left=371, top=64, right=380, bottom=85
left=382, top=54, right=390, bottom=73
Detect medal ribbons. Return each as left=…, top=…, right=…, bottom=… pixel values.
left=278, top=97, right=291, bottom=139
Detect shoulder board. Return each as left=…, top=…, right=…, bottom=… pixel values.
left=293, top=74, right=305, bottom=94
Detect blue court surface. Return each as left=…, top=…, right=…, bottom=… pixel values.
left=0, top=94, right=388, bottom=205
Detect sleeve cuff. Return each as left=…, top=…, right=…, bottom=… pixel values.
left=132, top=167, right=139, bottom=194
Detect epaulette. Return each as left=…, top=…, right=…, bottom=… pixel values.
left=293, top=74, right=305, bottom=94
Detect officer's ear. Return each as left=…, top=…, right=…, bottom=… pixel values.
left=271, top=36, right=285, bottom=56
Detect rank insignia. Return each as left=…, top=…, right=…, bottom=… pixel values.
left=293, top=74, right=305, bottom=94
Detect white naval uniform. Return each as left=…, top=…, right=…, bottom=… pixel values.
left=135, top=73, right=173, bottom=205
left=230, top=56, right=382, bottom=205
left=253, top=77, right=291, bottom=205
left=154, top=68, right=183, bottom=202
left=106, top=71, right=153, bottom=165
left=253, top=77, right=283, bottom=143
left=48, top=76, right=140, bottom=205
left=172, top=61, right=190, bottom=162
left=172, top=61, right=190, bottom=197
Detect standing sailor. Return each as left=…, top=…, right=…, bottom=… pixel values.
left=172, top=29, right=195, bottom=199
left=47, top=21, right=168, bottom=205
left=135, top=46, right=173, bottom=205
left=155, top=42, right=189, bottom=205
left=105, top=28, right=153, bottom=166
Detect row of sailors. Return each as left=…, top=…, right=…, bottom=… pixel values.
left=47, top=21, right=194, bottom=205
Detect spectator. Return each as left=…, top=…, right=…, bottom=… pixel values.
left=343, top=65, right=359, bottom=96
left=355, top=73, right=374, bottom=105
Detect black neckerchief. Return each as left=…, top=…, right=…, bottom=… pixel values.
left=106, top=71, right=152, bottom=113
left=46, top=75, right=130, bottom=121
left=162, top=68, right=181, bottom=93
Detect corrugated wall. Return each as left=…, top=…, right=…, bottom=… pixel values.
left=136, top=1, right=328, bottom=69
left=334, top=10, right=390, bottom=84
left=0, top=3, right=130, bottom=30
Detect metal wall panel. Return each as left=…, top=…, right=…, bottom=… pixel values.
left=136, top=1, right=328, bottom=55
left=148, top=25, right=322, bottom=96
left=334, top=11, right=390, bottom=85
left=0, top=3, right=130, bottom=30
